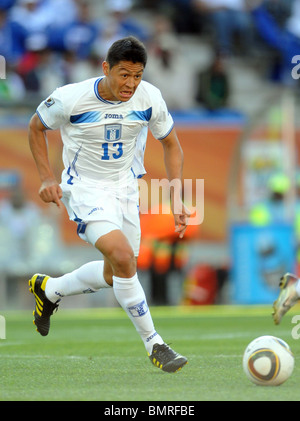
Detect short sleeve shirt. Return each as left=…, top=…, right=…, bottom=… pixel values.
left=36, top=78, right=174, bottom=182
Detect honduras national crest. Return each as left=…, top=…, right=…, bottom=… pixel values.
left=127, top=300, right=149, bottom=317
left=105, top=124, right=122, bottom=141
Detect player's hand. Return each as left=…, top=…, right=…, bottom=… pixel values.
left=39, top=179, right=63, bottom=208
left=173, top=201, right=191, bottom=239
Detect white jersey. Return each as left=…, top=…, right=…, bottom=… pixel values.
left=36, top=77, right=174, bottom=184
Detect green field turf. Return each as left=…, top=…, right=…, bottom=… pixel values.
left=0, top=304, right=299, bottom=402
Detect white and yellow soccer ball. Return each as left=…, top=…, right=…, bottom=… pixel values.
left=243, top=335, right=294, bottom=386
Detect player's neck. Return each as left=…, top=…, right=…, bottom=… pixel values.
left=98, top=77, right=115, bottom=101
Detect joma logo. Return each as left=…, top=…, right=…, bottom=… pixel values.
left=105, top=113, right=123, bottom=119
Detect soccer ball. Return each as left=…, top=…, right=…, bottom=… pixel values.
left=243, top=335, right=294, bottom=386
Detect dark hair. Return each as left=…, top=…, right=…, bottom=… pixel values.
left=106, top=36, right=147, bottom=69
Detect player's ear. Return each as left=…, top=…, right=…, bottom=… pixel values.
left=102, top=61, right=110, bottom=76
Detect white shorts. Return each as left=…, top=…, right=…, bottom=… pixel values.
left=60, top=172, right=141, bottom=256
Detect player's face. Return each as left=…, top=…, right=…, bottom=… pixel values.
left=101, top=60, right=144, bottom=102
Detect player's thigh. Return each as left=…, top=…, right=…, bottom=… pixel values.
left=93, top=227, right=136, bottom=277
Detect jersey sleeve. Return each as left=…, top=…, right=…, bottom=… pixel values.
left=36, top=88, right=67, bottom=130
left=148, top=89, right=174, bottom=140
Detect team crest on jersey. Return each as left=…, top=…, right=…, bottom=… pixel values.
left=105, top=124, right=122, bottom=141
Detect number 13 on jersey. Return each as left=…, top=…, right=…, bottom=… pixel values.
left=101, top=142, right=123, bottom=160
left=102, top=123, right=123, bottom=160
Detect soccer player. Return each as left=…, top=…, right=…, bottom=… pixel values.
left=273, top=273, right=300, bottom=325
left=28, top=36, right=190, bottom=373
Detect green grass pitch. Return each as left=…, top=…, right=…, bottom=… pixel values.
left=0, top=304, right=299, bottom=402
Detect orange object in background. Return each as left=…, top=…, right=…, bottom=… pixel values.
left=139, top=203, right=199, bottom=241
left=137, top=203, right=199, bottom=272
left=173, top=242, right=189, bottom=269
left=137, top=238, right=153, bottom=271
left=182, top=264, right=218, bottom=305
left=152, top=241, right=172, bottom=274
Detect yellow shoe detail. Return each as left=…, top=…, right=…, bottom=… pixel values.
left=35, top=306, right=42, bottom=317
left=41, top=277, right=49, bottom=291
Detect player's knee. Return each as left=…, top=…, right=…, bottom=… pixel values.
left=94, top=230, right=136, bottom=277
left=109, top=246, right=136, bottom=277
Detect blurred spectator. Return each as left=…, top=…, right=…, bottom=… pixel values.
left=0, top=6, right=26, bottom=65
left=94, top=0, right=150, bottom=58
left=136, top=0, right=201, bottom=34
left=62, top=1, right=99, bottom=59
left=262, top=0, right=294, bottom=28
left=0, top=185, right=41, bottom=263
left=66, top=51, right=102, bottom=83
left=286, top=0, right=300, bottom=38
left=195, top=53, right=230, bottom=110
left=169, top=0, right=205, bottom=34
left=249, top=173, right=291, bottom=225
left=17, top=33, right=64, bottom=96
left=0, top=65, right=26, bottom=100
left=193, top=0, right=255, bottom=56
left=0, top=0, right=16, bottom=9
left=43, top=0, right=78, bottom=26
left=9, top=0, right=79, bottom=56
left=10, top=0, right=52, bottom=39
left=45, top=0, right=79, bottom=52
left=251, top=0, right=300, bottom=85
left=105, top=0, right=149, bottom=41
left=145, top=15, right=195, bottom=109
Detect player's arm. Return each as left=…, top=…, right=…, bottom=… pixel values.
left=160, top=128, right=191, bottom=238
left=28, top=113, right=63, bottom=208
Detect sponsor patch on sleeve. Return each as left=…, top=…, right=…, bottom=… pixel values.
left=44, top=97, right=55, bottom=108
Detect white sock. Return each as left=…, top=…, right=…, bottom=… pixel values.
left=113, top=273, right=164, bottom=354
left=45, top=261, right=111, bottom=303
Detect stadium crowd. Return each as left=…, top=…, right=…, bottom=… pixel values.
left=0, top=0, right=299, bottom=108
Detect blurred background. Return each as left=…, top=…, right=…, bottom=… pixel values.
left=0, top=0, right=299, bottom=311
